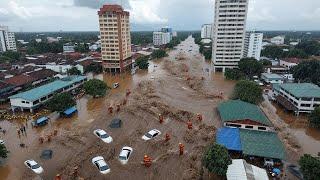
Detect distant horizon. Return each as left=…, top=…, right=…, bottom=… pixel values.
left=13, top=30, right=320, bottom=33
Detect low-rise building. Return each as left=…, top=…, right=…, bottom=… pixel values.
left=270, top=36, right=285, bottom=45
left=4, top=74, right=36, bottom=92
left=217, top=100, right=273, bottom=132
left=9, top=76, right=87, bottom=112
left=227, top=159, right=268, bottom=180
left=261, top=73, right=284, bottom=84
left=63, top=44, right=75, bottom=53
left=279, top=58, right=302, bottom=70
left=274, top=83, right=320, bottom=114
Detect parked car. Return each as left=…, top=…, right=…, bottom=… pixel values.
left=264, top=158, right=274, bottom=166
left=93, top=129, right=113, bottom=143
left=0, top=140, right=4, bottom=145
left=119, top=146, right=133, bottom=164
left=113, top=83, right=119, bottom=89
left=92, top=156, right=110, bottom=174
left=142, top=129, right=161, bottom=141
left=24, top=160, right=44, bottom=174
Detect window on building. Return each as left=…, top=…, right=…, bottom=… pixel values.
left=258, top=127, right=267, bottom=131
left=226, top=123, right=241, bottom=128
left=245, top=125, right=253, bottom=129
left=33, top=100, right=39, bottom=105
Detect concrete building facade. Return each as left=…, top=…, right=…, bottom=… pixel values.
left=153, top=32, right=171, bottom=46
left=211, top=0, right=249, bottom=72
left=243, top=31, right=263, bottom=60
left=270, top=36, right=285, bottom=45
left=0, top=26, right=17, bottom=52
left=98, top=4, right=132, bottom=73
left=201, top=24, right=212, bottom=39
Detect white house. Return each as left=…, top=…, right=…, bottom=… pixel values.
left=270, top=36, right=285, bottom=45
left=261, top=73, right=284, bottom=84
left=227, top=159, right=268, bottom=180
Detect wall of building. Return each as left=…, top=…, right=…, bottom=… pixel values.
left=201, top=24, right=212, bottom=39
left=243, top=32, right=263, bottom=60
left=224, top=122, right=273, bottom=132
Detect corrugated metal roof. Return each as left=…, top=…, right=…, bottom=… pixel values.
left=217, top=100, right=272, bottom=126
left=239, top=129, right=286, bottom=160
left=217, top=127, right=242, bottom=151
left=261, top=73, right=283, bottom=80
left=9, top=76, right=86, bottom=101
left=280, top=83, right=320, bottom=98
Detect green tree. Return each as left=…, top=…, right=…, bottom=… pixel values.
left=292, top=60, right=320, bottom=86
left=0, top=144, right=9, bottom=158
left=136, top=56, right=149, bottom=69
left=225, top=69, right=245, bottom=80
left=151, top=49, right=168, bottom=59
left=238, top=58, right=263, bottom=79
left=202, top=143, right=231, bottom=176
left=75, top=44, right=89, bottom=53
left=67, top=67, right=81, bottom=75
left=309, top=107, right=320, bottom=128
left=46, top=93, right=76, bottom=112
left=0, top=51, right=21, bottom=62
left=203, top=50, right=212, bottom=60
left=287, top=49, right=308, bottom=59
left=261, top=45, right=284, bottom=59
left=299, top=154, right=320, bottom=180
left=83, top=79, right=108, bottom=98
left=260, top=59, right=272, bottom=66
left=84, top=63, right=103, bottom=74
left=233, top=80, right=263, bottom=104
left=296, top=40, right=320, bottom=56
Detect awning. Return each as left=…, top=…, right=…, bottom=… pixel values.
left=217, top=127, right=242, bottom=151
left=36, top=117, right=48, bottom=124
left=63, top=106, right=77, bottom=116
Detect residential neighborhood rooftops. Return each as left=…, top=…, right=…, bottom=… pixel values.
left=217, top=100, right=271, bottom=126
left=28, top=69, right=57, bottom=81
left=261, top=73, right=283, bottom=80
left=4, top=74, right=36, bottom=87
left=280, top=83, right=320, bottom=98
left=9, top=75, right=86, bottom=101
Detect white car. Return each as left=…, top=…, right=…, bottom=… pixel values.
left=92, top=156, right=110, bottom=174
left=142, top=129, right=161, bottom=141
left=0, top=140, right=4, bottom=145
left=119, top=146, right=133, bottom=164
left=113, top=83, right=119, bottom=89
left=93, top=129, right=113, bottom=143
left=24, top=160, right=44, bottom=174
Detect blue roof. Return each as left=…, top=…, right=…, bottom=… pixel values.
left=9, top=76, right=86, bottom=101
left=63, top=106, right=77, bottom=115
left=36, top=117, right=48, bottom=124
left=217, top=127, right=242, bottom=151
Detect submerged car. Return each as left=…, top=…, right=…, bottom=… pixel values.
left=24, top=160, right=44, bottom=174
left=142, top=129, right=161, bottom=141
left=0, top=140, right=4, bottom=145
left=113, top=82, right=119, bottom=89
left=119, top=146, right=133, bottom=164
left=92, top=156, right=110, bottom=174
left=93, top=129, right=113, bottom=143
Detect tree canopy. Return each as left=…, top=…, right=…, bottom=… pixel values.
left=83, top=79, right=108, bottom=98
left=309, top=107, right=320, bottom=128
left=238, top=58, right=264, bottom=79
left=67, top=67, right=81, bottom=75
left=151, top=49, right=168, bottom=59
left=75, top=44, right=89, bottom=53
left=261, top=45, right=284, bottom=59
left=84, top=63, right=103, bottom=74
left=225, top=69, right=245, bottom=80
left=46, top=93, right=76, bottom=112
left=232, top=80, right=263, bottom=104
left=0, top=144, right=9, bottom=158
left=296, top=40, right=320, bottom=56
left=26, top=41, right=63, bottom=55
left=291, top=60, right=320, bottom=86
left=136, top=56, right=149, bottom=69
left=202, top=143, right=232, bottom=176
left=0, top=51, right=21, bottom=63
left=299, top=154, right=320, bottom=180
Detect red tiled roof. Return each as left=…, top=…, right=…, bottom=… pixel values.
left=281, top=58, right=304, bottom=64
left=28, top=69, right=57, bottom=81
left=4, top=74, right=36, bottom=87
left=98, top=4, right=129, bottom=16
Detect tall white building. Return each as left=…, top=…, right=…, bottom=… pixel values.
left=98, top=4, right=132, bottom=73
left=243, top=31, right=263, bottom=60
left=201, top=24, right=212, bottom=39
left=153, top=32, right=171, bottom=46
left=211, top=0, right=249, bottom=72
left=0, top=26, right=17, bottom=52
left=270, top=36, right=285, bottom=45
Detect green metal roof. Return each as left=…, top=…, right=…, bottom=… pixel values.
left=280, top=83, right=320, bottom=98
left=217, top=100, right=272, bottom=126
left=9, top=76, right=86, bottom=101
left=239, top=129, right=286, bottom=160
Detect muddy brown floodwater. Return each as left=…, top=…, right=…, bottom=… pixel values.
left=6, top=36, right=319, bottom=180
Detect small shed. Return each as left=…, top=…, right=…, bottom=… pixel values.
left=109, top=118, right=122, bottom=128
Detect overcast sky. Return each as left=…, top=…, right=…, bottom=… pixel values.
left=0, top=0, right=319, bottom=32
